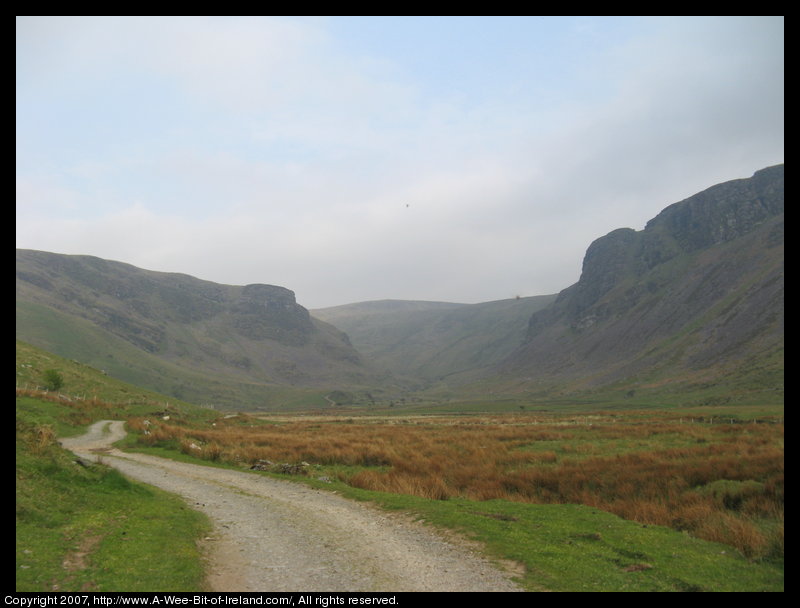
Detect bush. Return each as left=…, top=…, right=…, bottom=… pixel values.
left=42, top=369, right=64, bottom=392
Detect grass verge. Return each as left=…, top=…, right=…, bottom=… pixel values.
left=328, top=489, right=783, bottom=592
left=16, top=403, right=212, bottom=592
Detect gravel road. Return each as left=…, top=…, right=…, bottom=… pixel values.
left=60, top=420, right=523, bottom=592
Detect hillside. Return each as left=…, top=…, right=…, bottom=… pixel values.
left=312, top=296, right=556, bottom=386
left=16, top=165, right=784, bottom=409
left=498, top=164, right=784, bottom=402
left=16, top=251, right=388, bottom=410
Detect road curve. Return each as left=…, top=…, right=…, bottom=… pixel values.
left=60, top=421, right=523, bottom=592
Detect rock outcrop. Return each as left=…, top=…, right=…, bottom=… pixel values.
left=16, top=250, right=380, bottom=408
left=502, top=165, right=784, bottom=397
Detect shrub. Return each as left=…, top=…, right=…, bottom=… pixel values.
left=42, top=369, right=64, bottom=392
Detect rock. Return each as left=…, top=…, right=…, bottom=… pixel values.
left=275, top=462, right=309, bottom=475
left=248, top=460, right=310, bottom=475
left=249, top=459, right=274, bottom=471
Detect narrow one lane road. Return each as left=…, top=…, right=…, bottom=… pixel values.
left=60, top=421, right=523, bottom=592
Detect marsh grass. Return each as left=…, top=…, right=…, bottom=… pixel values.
left=128, top=410, right=783, bottom=561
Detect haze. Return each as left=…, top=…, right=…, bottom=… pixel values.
left=16, top=16, right=784, bottom=308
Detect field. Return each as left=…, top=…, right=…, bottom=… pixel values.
left=126, top=407, right=784, bottom=563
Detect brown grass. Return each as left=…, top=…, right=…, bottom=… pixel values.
left=29, top=424, right=57, bottom=455
left=128, top=411, right=784, bottom=560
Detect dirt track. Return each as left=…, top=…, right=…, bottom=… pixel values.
left=60, top=420, right=523, bottom=592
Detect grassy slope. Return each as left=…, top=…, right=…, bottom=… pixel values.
left=16, top=341, right=217, bottom=592
left=16, top=413, right=212, bottom=592
left=311, top=296, right=557, bottom=385
left=489, top=210, right=784, bottom=405
left=16, top=248, right=386, bottom=411
left=16, top=304, right=339, bottom=411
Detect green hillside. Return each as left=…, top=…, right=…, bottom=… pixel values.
left=16, top=166, right=783, bottom=412
left=16, top=340, right=219, bottom=429
left=16, top=250, right=391, bottom=411
left=312, top=295, right=556, bottom=387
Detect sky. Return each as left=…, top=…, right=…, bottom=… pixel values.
left=16, top=16, right=784, bottom=309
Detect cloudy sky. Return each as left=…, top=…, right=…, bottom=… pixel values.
left=16, top=16, right=784, bottom=309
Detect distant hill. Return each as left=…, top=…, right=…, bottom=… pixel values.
left=498, top=164, right=784, bottom=402
left=16, top=164, right=784, bottom=409
left=312, top=295, right=557, bottom=386
left=16, top=250, right=387, bottom=409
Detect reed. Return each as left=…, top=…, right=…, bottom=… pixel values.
left=130, top=411, right=783, bottom=559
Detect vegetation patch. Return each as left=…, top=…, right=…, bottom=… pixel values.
left=15, top=340, right=784, bottom=592
left=16, top=405, right=212, bottom=592
left=124, top=409, right=784, bottom=565
left=318, top=490, right=782, bottom=591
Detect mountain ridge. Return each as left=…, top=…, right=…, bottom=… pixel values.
left=312, top=295, right=557, bottom=386
left=16, top=164, right=784, bottom=408
left=497, top=164, right=784, bottom=399
left=16, top=249, right=385, bottom=409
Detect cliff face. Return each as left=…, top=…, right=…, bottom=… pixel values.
left=645, top=164, right=784, bottom=251
left=16, top=250, right=377, bottom=407
left=16, top=249, right=324, bottom=349
left=231, top=283, right=314, bottom=345
left=16, top=165, right=784, bottom=406
left=504, top=165, right=784, bottom=395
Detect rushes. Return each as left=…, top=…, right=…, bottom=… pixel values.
left=130, top=412, right=783, bottom=560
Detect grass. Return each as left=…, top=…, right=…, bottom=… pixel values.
left=117, top=433, right=784, bottom=591
left=16, top=398, right=213, bottom=592
left=17, top=300, right=371, bottom=411
left=15, top=340, right=785, bottom=591
left=126, top=409, right=783, bottom=565
left=15, top=341, right=218, bottom=591
left=331, top=491, right=782, bottom=592
left=16, top=339, right=214, bottom=413
left=121, top=407, right=783, bottom=591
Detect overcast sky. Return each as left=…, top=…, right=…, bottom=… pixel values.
left=16, top=16, right=784, bottom=309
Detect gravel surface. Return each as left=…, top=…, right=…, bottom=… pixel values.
left=60, top=420, right=523, bottom=592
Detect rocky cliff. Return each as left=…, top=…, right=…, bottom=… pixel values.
left=16, top=250, right=378, bottom=408
left=502, top=165, right=784, bottom=399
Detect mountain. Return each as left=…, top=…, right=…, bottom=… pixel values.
left=16, top=164, right=784, bottom=410
left=312, top=295, right=557, bottom=386
left=16, top=250, right=386, bottom=409
left=498, top=164, right=784, bottom=401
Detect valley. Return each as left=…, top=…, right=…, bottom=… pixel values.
left=16, top=165, right=783, bottom=411
left=15, top=165, right=784, bottom=592
left=311, top=295, right=557, bottom=387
